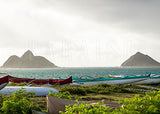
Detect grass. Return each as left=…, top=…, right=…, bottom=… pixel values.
left=31, top=97, right=47, bottom=111
left=64, top=86, right=146, bottom=101
left=55, top=84, right=151, bottom=96
left=75, top=93, right=136, bottom=101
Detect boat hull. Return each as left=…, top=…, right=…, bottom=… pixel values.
left=0, top=83, right=8, bottom=90
left=72, top=78, right=147, bottom=86
left=8, top=75, right=72, bottom=85
left=0, top=86, right=59, bottom=96
left=0, top=76, right=9, bottom=90
left=134, top=77, right=160, bottom=84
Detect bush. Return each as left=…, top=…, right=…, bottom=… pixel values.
left=61, top=86, right=87, bottom=95
left=60, top=90, right=160, bottom=114
left=0, top=89, right=41, bottom=114
left=116, top=90, right=160, bottom=114
left=60, top=102, right=112, bottom=114
left=48, top=90, right=72, bottom=100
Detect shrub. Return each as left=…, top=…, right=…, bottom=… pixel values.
left=0, top=89, right=41, bottom=114
left=61, top=86, right=87, bottom=95
left=116, top=90, right=160, bottom=114
left=60, top=102, right=112, bottom=114
left=48, top=90, right=72, bottom=100
left=60, top=90, right=160, bottom=114
left=7, top=82, right=27, bottom=86
left=0, top=95, right=5, bottom=108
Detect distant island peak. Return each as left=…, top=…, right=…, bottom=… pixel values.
left=1, top=50, right=57, bottom=68
left=121, top=52, right=160, bottom=67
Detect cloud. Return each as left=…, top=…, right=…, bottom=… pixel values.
left=0, top=0, right=160, bottom=67
left=45, top=0, right=160, bottom=37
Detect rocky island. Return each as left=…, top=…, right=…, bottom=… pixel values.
left=1, top=50, right=57, bottom=68
left=121, top=52, right=160, bottom=67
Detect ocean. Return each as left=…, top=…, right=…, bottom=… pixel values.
left=0, top=67, right=160, bottom=79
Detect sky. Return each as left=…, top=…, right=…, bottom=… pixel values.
left=0, top=0, right=160, bottom=67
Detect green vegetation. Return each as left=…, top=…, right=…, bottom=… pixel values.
left=0, top=89, right=41, bottom=114
left=45, top=83, right=153, bottom=103
left=48, top=90, right=72, bottom=100
left=60, top=90, right=160, bottom=114
left=7, top=82, right=27, bottom=86
left=117, top=90, right=160, bottom=113
left=55, top=84, right=151, bottom=101
left=62, top=84, right=151, bottom=94
left=31, top=97, right=47, bottom=112
left=7, top=82, right=44, bottom=87
left=60, top=102, right=112, bottom=114
left=147, top=83, right=160, bottom=88
left=60, top=84, right=135, bottom=95
left=1, top=83, right=158, bottom=113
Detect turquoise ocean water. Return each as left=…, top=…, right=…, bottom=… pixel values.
left=0, top=67, right=160, bottom=79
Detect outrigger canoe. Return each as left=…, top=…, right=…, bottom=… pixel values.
left=72, top=74, right=151, bottom=86
left=134, top=73, right=160, bottom=84
left=8, top=75, right=72, bottom=85
left=0, top=75, right=72, bottom=91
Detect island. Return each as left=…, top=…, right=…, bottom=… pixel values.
left=121, top=52, right=160, bottom=67
left=1, top=50, right=58, bottom=68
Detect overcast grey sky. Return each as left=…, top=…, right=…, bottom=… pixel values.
left=0, top=0, right=160, bottom=67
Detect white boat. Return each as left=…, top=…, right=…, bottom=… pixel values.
left=0, top=86, right=59, bottom=96
left=72, top=75, right=150, bottom=86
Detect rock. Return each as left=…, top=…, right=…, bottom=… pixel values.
left=121, top=52, right=160, bottom=67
